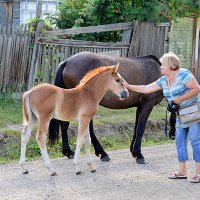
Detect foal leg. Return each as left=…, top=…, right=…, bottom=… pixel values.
left=84, top=128, right=96, bottom=173
left=19, top=123, right=32, bottom=174
left=73, top=118, right=90, bottom=175
left=36, top=122, right=56, bottom=176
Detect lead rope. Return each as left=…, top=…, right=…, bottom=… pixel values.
left=164, top=108, right=168, bottom=137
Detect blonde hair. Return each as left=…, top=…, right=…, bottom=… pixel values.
left=160, top=52, right=180, bottom=70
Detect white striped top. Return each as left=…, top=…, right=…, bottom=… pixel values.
left=156, top=68, right=199, bottom=128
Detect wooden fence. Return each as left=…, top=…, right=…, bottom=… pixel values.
left=33, top=21, right=170, bottom=85
left=34, top=23, right=132, bottom=84
left=0, top=24, right=34, bottom=92
left=128, top=21, right=170, bottom=58
left=0, top=21, right=170, bottom=92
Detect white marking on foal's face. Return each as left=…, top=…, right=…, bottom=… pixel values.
left=109, top=72, right=129, bottom=99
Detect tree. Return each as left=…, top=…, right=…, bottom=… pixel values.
left=47, top=0, right=200, bottom=41
left=159, top=0, right=200, bottom=21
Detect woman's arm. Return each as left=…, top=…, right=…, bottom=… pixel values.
left=122, top=80, right=162, bottom=94
left=174, top=78, right=200, bottom=104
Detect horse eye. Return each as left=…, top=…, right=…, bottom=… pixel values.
left=115, top=79, right=120, bottom=83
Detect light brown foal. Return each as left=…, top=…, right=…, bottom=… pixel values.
left=19, top=64, right=129, bottom=175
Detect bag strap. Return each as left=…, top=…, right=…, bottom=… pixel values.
left=167, top=78, right=180, bottom=118
left=164, top=109, right=168, bottom=138
left=167, top=79, right=174, bottom=100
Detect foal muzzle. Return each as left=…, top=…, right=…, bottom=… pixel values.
left=120, top=90, right=129, bottom=99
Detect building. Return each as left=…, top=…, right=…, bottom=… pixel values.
left=0, top=0, right=58, bottom=26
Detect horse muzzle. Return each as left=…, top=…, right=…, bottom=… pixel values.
left=120, top=90, right=129, bottom=99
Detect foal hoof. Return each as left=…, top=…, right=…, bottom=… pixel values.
left=51, top=172, right=57, bottom=176
left=75, top=171, right=81, bottom=175
left=22, top=170, right=29, bottom=174
left=91, top=169, right=96, bottom=173
left=101, top=155, right=110, bottom=162
left=136, top=158, right=146, bottom=164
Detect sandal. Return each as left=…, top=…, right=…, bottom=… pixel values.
left=190, top=175, right=200, bottom=183
left=168, top=171, right=187, bottom=179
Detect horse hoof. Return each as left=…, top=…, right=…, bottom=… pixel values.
left=101, top=155, right=110, bottom=162
left=22, top=170, right=29, bottom=174
left=62, top=149, right=75, bottom=159
left=136, top=158, right=146, bottom=164
left=170, top=136, right=175, bottom=140
left=76, top=171, right=81, bottom=175
left=67, top=154, right=74, bottom=159
left=51, top=172, right=57, bottom=176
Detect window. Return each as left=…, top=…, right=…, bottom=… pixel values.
left=20, top=0, right=59, bottom=24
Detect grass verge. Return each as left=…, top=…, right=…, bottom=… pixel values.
left=0, top=94, right=172, bottom=164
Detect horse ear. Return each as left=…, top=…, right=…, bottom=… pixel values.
left=112, top=63, right=119, bottom=74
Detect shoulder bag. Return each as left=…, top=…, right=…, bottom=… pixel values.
left=167, top=79, right=200, bottom=124
left=178, top=102, right=200, bottom=124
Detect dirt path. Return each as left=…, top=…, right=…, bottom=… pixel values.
left=0, top=143, right=199, bottom=200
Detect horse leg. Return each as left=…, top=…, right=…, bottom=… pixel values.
left=89, top=120, right=110, bottom=161
left=60, top=121, right=75, bottom=158
left=73, top=117, right=90, bottom=175
left=36, top=121, right=56, bottom=176
left=169, top=112, right=176, bottom=140
left=19, top=123, right=32, bottom=174
left=130, top=102, right=154, bottom=164
left=84, top=128, right=96, bottom=173
left=130, top=107, right=139, bottom=157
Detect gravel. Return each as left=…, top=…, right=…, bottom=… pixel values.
left=0, top=143, right=200, bottom=200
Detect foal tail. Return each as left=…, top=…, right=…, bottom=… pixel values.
left=22, top=92, right=34, bottom=126
left=48, top=60, right=66, bottom=146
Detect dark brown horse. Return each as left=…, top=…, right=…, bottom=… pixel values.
left=49, top=51, right=176, bottom=164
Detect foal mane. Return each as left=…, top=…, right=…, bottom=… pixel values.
left=76, top=66, right=112, bottom=88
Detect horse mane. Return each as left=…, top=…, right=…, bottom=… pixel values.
left=76, top=66, right=112, bottom=88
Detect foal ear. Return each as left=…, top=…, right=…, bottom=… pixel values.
left=112, top=63, right=119, bottom=74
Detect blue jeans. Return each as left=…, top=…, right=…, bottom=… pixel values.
left=176, top=122, right=200, bottom=162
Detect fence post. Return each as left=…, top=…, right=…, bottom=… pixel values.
left=27, top=1, right=43, bottom=89
left=28, top=21, right=43, bottom=89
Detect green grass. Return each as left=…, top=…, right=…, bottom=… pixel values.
left=94, top=101, right=168, bottom=124
left=0, top=94, right=168, bottom=127
left=0, top=128, right=172, bottom=164
left=0, top=94, right=172, bottom=164
left=0, top=95, right=22, bottom=128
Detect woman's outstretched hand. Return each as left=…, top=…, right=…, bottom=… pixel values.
left=122, top=80, right=129, bottom=89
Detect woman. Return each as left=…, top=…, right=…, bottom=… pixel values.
left=122, top=52, right=200, bottom=183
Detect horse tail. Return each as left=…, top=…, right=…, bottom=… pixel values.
left=48, top=60, right=66, bottom=146
left=54, top=60, right=66, bottom=88
left=48, top=119, right=60, bottom=146
left=22, top=91, right=34, bottom=126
